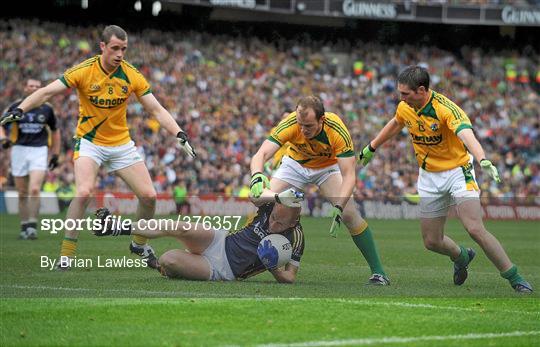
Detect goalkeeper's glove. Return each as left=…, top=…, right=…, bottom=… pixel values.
left=480, top=159, right=501, bottom=183
left=176, top=131, right=197, bottom=158
left=48, top=154, right=59, bottom=170
left=0, top=108, right=24, bottom=126
left=250, top=172, right=269, bottom=198
left=329, top=205, right=343, bottom=238
left=358, top=143, right=376, bottom=166
left=257, top=239, right=279, bottom=270
left=274, top=188, right=304, bottom=208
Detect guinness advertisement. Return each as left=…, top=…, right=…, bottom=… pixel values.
left=172, top=0, right=540, bottom=26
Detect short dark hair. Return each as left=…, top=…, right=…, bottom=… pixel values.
left=397, top=65, right=430, bottom=91
left=101, top=25, right=127, bottom=43
left=296, top=95, right=325, bottom=120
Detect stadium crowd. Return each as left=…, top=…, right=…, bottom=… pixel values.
left=1, top=19, right=538, bottom=207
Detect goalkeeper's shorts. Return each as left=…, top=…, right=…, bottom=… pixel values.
left=417, top=163, right=480, bottom=218
left=10, top=145, right=48, bottom=176
left=73, top=138, right=143, bottom=173
left=273, top=156, right=340, bottom=190
left=202, top=229, right=235, bottom=281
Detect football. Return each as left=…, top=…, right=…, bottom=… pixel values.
left=259, top=234, right=293, bottom=268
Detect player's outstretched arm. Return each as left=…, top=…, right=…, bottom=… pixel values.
left=269, top=263, right=298, bottom=284
left=139, top=93, right=196, bottom=158
left=359, top=117, right=404, bottom=166
left=250, top=140, right=280, bottom=197
left=458, top=128, right=501, bottom=183
left=1, top=80, right=67, bottom=126
left=251, top=188, right=304, bottom=208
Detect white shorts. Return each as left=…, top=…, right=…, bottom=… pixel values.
left=75, top=138, right=142, bottom=173
left=417, top=162, right=480, bottom=218
left=273, top=156, right=341, bottom=190
left=202, top=229, right=235, bottom=281
left=10, top=145, right=48, bottom=177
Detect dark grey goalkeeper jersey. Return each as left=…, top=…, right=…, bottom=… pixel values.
left=224, top=203, right=305, bottom=279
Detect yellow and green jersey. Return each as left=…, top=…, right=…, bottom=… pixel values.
left=59, top=55, right=152, bottom=146
left=395, top=90, right=473, bottom=172
left=268, top=111, right=354, bottom=169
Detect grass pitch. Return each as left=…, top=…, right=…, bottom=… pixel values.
left=1, top=215, right=539, bottom=346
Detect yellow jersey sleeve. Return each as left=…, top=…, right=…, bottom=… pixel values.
left=324, top=114, right=354, bottom=157
left=60, top=56, right=99, bottom=89
left=394, top=102, right=407, bottom=126
left=437, top=96, right=473, bottom=134
left=124, top=62, right=152, bottom=98
left=268, top=112, right=298, bottom=146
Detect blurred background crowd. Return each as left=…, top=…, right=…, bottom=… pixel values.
left=1, top=19, right=538, bottom=207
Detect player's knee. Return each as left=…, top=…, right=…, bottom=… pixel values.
left=465, top=224, right=486, bottom=242
left=158, top=252, right=178, bottom=277
left=342, top=208, right=359, bottom=227
left=423, top=238, right=442, bottom=252
left=77, top=187, right=94, bottom=199
left=29, top=186, right=41, bottom=197
left=138, top=190, right=157, bottom=206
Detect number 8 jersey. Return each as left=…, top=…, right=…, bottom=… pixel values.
left=59, top=55, right=152, bottom=146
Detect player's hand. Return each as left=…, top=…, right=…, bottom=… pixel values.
left=329, top=205, right=343, bottom=238
left=0, top=138, right=11, bottom=149
left=274, top=188, right=304, bottom=208
left=358, top=143, right=376, bottom=166
left=480, top=159, right=501, bottom=183
left=48, top=154, right=59, bottom=170
left=250, top=172, right=269, bottom=198
left=176, top=131, right=197, bottom=158
left=257, top=239, right=279, bottom=270
left=0, top=108, right=24, bottom=126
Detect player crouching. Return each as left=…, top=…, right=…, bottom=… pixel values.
left=93, top=188, right=305, bottom=283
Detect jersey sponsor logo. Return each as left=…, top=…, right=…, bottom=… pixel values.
left=89, top=96, right=127, bottom=108
left=410, top=133, right=443, bottom=145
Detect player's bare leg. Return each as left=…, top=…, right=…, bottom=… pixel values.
left=14, top=176, right=30, bottom=239
left=455, top=200, right=531, bottom=292
left=158, top=250, right=211, bottom=280
left=25, top=170, right=46, bottom=239
left=319, top=173, right=388, bottom=284
left=269, top=177, right=295, bottom=192
left=115, top=161, right=158, bottom=268
left=420, top=215, right=475, bottom=285
left=58, top=157, right=99, bottom=268
left=94, top=207, right=214, bottom=279
left=420, top=216, right=461, bottom=258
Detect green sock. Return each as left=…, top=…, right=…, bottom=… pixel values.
left=453, top=245, right=470, bottom=267
left=351, top=227, right=386, bottom=276
left=500, top=265, right=524, bottom=286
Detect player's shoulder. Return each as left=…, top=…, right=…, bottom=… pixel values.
left=431, top=91, right=465, bottom=117
left=396, top=100, right=411, bottom=113
left=121, top=60, right=144, bottom=76
left=323, top=112, right=347, bottom=126
left=65, top=55, right=99, bottom=74
left=323, top=112, right=351, bottom=135
left=43, top=102, right=55, bottom=110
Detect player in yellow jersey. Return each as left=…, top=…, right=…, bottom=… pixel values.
left=0, top=25, right=196, bottom=270
left=250, top=96, right=389, bottom=285
left=358, top=66, right=532, bottom=293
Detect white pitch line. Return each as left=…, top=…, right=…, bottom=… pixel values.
left=0, top=284, right=261, bottom=298
left=1, top=285, right=538, bottom=316
left=255, top=331, right=540, bottom=347
left=333, top=298, right=540, bottom=316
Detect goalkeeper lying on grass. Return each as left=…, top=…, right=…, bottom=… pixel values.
left=93, top=188, right=305, bottom=283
